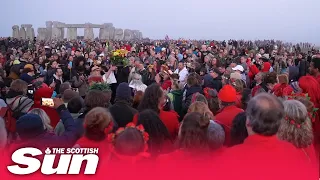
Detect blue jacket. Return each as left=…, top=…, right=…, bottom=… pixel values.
left=14, top=105, right=80, bottom=149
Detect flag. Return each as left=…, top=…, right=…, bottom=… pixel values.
left=165, top=35, right=170, bottom=41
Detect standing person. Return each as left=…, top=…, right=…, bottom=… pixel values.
left=174, top=62, right=188, bottom=85
left=215, top=85, right=244, bottom=146
left=182, top=73, right=204, bottom=115
left=308, top=57, right=320, bottom=84
left=203, top=68, right=222, bottom=92
left=46, top=67, right=63, bottom=94
left=109, top=83, right=137, bottom=127
left=278, top=100, right=316, bottom=164
left=214, top=93, right=318, bottom=180
left=251, top=72, right=268, bottom=97
left=133, top=84, right=180, bottom=138
left=298, top=54, right=309, bottom=78
left=72, top=67, right=89, bottom=98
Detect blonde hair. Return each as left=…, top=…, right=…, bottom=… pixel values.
left=232, top=79, right=245, bottom=93
left=278, top=100, right=313, bottom=148
left=188, top=102, right=213, bottom=127
left=28, top=108, right=53, bottom=132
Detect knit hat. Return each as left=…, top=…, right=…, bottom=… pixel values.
left=218, top=85, right=237, bottom=103
left=16, top=114, right=45, bottom=140
left=116, top=82, right=131, bottom=100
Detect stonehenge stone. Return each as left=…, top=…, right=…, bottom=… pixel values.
left=12, top=21, right=145, bottom=41
left=114, top=28, right=124, bottom=40
left=67, top=28, right=77, bottom=40
left=37, top=28, right=47, bottom=41
left=109, top=27, right=115, bottom=40
left=12, top=25, right=20, bottom=39
left=124, top=29, right=133, bottom=41
left=84, top=23, right=94, bottom=40
left=19, top=27, right=26, bottom=39
left=52, top=21, right=65, bottom=40
left=45, top=21, right=53, bottom=41
left=25, top=25, right=34, bottom=40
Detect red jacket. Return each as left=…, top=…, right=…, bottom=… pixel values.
left=215, top=105, right=244, bottom=146
left=31, top=85, right=60, bottom=128
left=161, top=80, right=172, bottom=91
left=272, top=83, right=294, bottom=97
left=235, top=92, right=242, bottom=108
left=248, top=64, right=259, bottom=80
left=133, top=110, right=180, bottom=138
left=262, top=62, right=271, bottom=72
left=213, top=135, right=318, bottom=180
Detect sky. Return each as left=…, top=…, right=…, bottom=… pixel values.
left=1, top=0, right=320, bottom=44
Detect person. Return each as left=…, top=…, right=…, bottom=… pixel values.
left=6, top=79, right=34, bottom=118
left=31, top=85, right=60, bottom=128
left=167, top=78, right=183, bottom=119
left=215, top=85, right=244, bottom=146
left=61, top=89, right=78, bottom=107
left=0, top=117, right=7, bottom=150
left=28, top=108, right=53, bottom=132
left=278, top=100, right=315, bottom=161
left=46, top=67, right=63, bottom=94
left=58, top=82, right=72, bottom=97
left=132, top=91, right=144, bottom=109
left=14, top=98, right=79, bottom=150
left=231, top=79, right=245, bottom=108
left=174, top=62, right=188, bottom=85
left=74, top=107, right=113, bottom=155
left=133, top=84, right=179, bottom=138
left=157, top=112, right=210, bottom=162
left=19, top=65, right=35, bottom=84
left=129, top=73, right=147, bottom=92
left=203, top=68, right=222, bottom=92
left=137, top=109, right=173, bottom=157
left=207, top=120, right=225, bottom=152
left=109, top=83, right=138, bottom=127
left=232, top=65, right=246, bottom=83
left=55, top=96, right=84, bottom=136
left=182, top=73, right=203, bottom=115
left=272, top=74, right=293, bottom=98
left=251, top=72, right=268, bottom=97
left=188, top=102, right=213, bottom=126
left=107, top=123, right=150, bottom=164
left=214, top=93, right=318, bottom=180
left=72, top=67, right=89, bottom=98
left=230, top=112, right=248, bottom=146
left=308, top=57, right=320, bottom=84
left=75, top=90, right=116, bottom=136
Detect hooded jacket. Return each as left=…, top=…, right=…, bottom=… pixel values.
left=31, top=85, right=60, bottom=128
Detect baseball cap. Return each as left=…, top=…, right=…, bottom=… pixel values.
left=232, top=65, right=244, bottom=72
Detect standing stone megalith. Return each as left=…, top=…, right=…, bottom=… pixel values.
left=21, top=24, right=33, bottom=39
left=109, top=27, right=115, bottom=40
left=37, top=28, right=47, bottom=41
left=99, top=23, right=113, bottom=40
left=114, top=28, right=124, bottom=40
left=45, top=21, right=53, bottom=41
left=124, top=29, right=133, bottom=41
left=67, top=27, right=77, bottom=40
left=19, top=27, right=26, bottom=39
left=132, top=30, right=140, bottom=40
left=84, top=23, right=94, bottom=40
left=12, top=25, right=20, bottom=39
left=52, top=21, right=65, bottom=40
left=31, top=28, right=35, bottom=40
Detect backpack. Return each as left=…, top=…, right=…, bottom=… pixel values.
left=0, top=97, right=31, bottom=133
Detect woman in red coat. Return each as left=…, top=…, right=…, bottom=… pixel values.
left=75, top=107, right=113, bottom=155
left=132, top=84, right=179, bottom=138
left=31, top=84, right=60, bottom=128
left=278, top=100, right=317, bottom=165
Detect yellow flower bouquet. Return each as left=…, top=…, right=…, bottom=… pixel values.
left=110, top=49, right=129, bottom=66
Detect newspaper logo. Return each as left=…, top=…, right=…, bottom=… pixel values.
left=7, top=147, right=99, bottom=175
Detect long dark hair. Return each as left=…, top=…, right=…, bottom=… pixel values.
left=177, top=112, right=209, bottom=153
left=230, top=112, right=248, bottom=146
left=137, top=83, right=163, bottom=113
left=137, top=109, right=172, bottom=156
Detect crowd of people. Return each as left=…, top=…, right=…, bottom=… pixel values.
left=0, top=37, right=319, bottom=179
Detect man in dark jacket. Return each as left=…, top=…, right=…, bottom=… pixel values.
left=109, top=82, right=137, bottom=127
left=203, top=68, right=223, bottom=92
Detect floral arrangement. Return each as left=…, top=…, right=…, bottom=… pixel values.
left=110, top=49, right=129, bottom=66
left=287, top=92, right=319, bottom=121
left=108, top=123, right=149, bottom=146
left=89, top=82, right=111, bottom=92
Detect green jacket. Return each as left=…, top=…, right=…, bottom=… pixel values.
left=167, top=90, right=183, bottom=120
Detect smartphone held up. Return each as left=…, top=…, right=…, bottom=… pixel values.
left=41, top=98, right=54, bottom=108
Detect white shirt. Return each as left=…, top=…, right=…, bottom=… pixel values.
left=174, top=67, right=188, bottom=83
